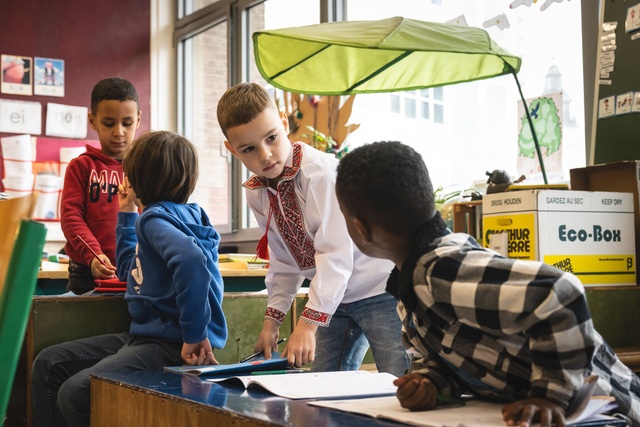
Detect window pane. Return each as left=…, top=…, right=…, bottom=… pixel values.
left=182, top=21, right=230, bottom=231
left=391, top=94, right=400, bottom=113
left=184, top=0, right=220, bottom=14
left=346, top=0, right=585, bottom=190
left=434, top=104, right=444, bottom=124
left=433, top=86, right=443, bottom=101
left=405, top=97, right=416, bottom=118
left=421, top=101, right=430, bottom=119
left=420, top=89, right=430, bottom=98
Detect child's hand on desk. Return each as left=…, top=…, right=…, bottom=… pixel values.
left=91, top=255, right=116, bottom=279
left=118, top=178, right=139, bottom=212
left=281, top=321, right=316, bottom=368
left=182, top=338, right=218, bottom=366
left=394, top=373, right=438, bottom=411
left=502, top=398, right=566, bottom=427
left=255, top=320, right=281, bottom=360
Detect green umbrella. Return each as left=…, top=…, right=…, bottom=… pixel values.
left=253, top=16, right=548, bottom=183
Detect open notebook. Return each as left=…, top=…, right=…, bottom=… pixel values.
left=207, top=370, right=398, bottom=399
left=309, top=396, right=624, bottom=427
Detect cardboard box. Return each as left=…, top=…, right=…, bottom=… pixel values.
left=482, top=190, right=636, bottom=286
left=570, top=161, right=640, bottom=284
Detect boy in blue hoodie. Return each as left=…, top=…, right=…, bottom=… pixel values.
left=31, top=131, right=227, bottom=427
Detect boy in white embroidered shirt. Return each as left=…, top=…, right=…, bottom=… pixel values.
left=218, top=82, right=408, bottom=375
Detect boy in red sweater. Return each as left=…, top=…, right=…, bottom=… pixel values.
left=60, top=77, right=141, bottom=294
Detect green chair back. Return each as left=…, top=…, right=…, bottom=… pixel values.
left=0, top=220, right=47, bottom=419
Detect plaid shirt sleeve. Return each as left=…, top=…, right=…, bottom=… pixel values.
left=403, top=234, right=595, bottom=409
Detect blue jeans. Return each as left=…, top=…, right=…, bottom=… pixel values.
left=31, top=332, right=183, bottom=427
left=311, top=292, right=409, bottom=377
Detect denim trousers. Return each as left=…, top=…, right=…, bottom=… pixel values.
left=311, top=292, right=409, bottom=377
left=31, top=332, right=183, bottom=427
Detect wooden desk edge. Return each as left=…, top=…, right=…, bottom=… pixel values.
left=38, top=268, right=268, bottom=279
left=90, top=375, right=280, bottom=427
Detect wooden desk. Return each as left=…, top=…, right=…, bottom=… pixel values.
left=91, top=370, right=394, bottom=427
left=9, top=292, right=294, bottom=427
left=36, top=264, right=269, bottom=294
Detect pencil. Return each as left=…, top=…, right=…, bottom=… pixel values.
left=76, top=235, right=110, bottom=269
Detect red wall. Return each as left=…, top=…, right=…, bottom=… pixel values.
left=0, top=0, right=151, bottom=177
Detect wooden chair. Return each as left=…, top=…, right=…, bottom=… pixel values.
left=0, top=193, right=38, bottom=294
left=0, top=214, right=47, bottom=419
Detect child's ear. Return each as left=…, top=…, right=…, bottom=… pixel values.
left=135, top=110, right=142, bottom=128
left=223, top=140, right=236, bottom=156
left=353, top=217, right=372, bottom=245
left=280, top=111, right=289, bottom=133
left=88, top=112, right=96, bottom=130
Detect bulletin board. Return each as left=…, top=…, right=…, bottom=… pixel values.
left=592, top=0, right=640, bottom=164
left=0, top=0, right=150, bottom=193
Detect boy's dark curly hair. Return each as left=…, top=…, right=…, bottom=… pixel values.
left=90, top=77, right=139, bottom=113
left=336, top=141, right=435, bottom=236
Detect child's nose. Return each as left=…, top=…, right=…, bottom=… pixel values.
left=259, top=145, right=271, bottom=161
left=113, top=124, right=125, bottom=136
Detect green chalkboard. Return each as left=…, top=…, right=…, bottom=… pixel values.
left=593, top=0, right=640, bottom=164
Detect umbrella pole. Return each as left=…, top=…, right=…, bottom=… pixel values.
left=504, top=62, right=549, bottom=185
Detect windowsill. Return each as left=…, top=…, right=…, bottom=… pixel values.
left=220, top=228, right=262, bottom=253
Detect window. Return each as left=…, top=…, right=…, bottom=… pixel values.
left=173, top=0, right=587, bottom=245
left=243, top=0, right=320, bottom=230
left=176, top=1, right=232, bottom=233
left=391, top=90, right=442, bottom=122
left=346, top=0, right=585, bottom=191
left=176, top=0, right=319, bottom=246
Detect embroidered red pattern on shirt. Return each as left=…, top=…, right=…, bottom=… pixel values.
left=265, top=307, right=286, bottom=325
left=244, top=143, right=316, bottom=271
left=268, top=180, right=315, bottom=270
left=300, top=308, right=331, bottom=327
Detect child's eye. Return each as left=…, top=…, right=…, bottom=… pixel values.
left=266, top=134, right=277, bottom=143
left=242, top=146, right=254, bottom=154
left=123, top=122, right=133, bottom=127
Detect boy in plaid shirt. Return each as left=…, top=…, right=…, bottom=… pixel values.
left=335, top=141, right=640, bottom=427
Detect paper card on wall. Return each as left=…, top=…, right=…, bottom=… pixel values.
left=34, top=57, right=65, bottom=97
left=1, top=54, right=33, bottom=96
left=626, top=4, right=640, bottom=33
left=616, top=92, right=634, bottom=115
left=0, top=99, right=42, bottom=134
left=2, top=173, right=34, bottom=199
left=632, top=93, right=640, bottom=113
left=59, top=146, right=86, bottom=185
left=1, top=134, right=34, bottom=176
left=598, top=96, right=616, bottom=118
left=33, top=174, right=62, bottom=220
left=45, top=103, right=88, bottom=139
left=516, top=93, right=563, bottom=182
